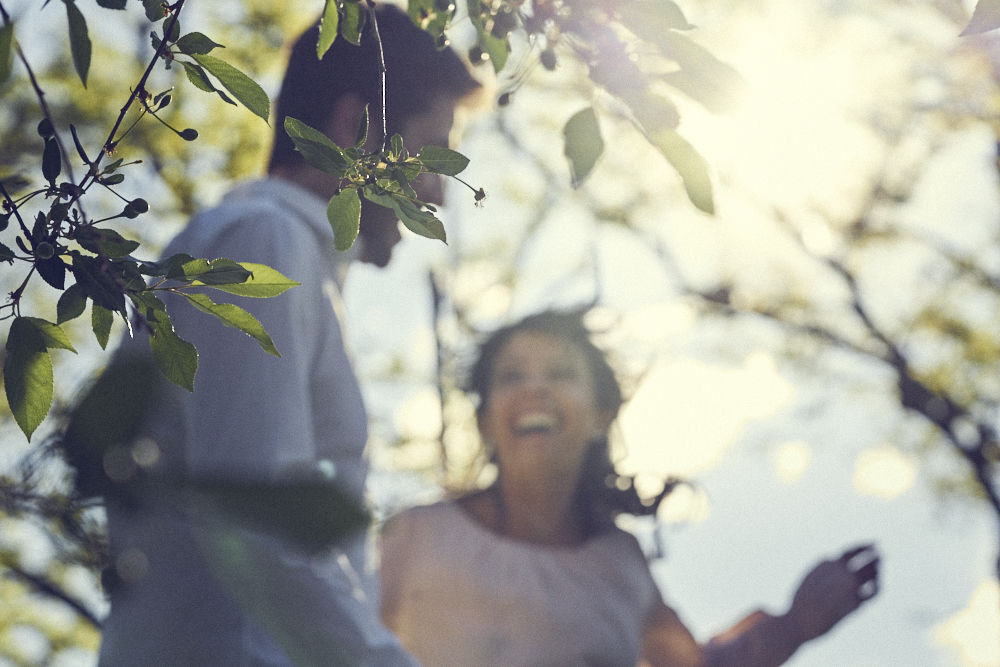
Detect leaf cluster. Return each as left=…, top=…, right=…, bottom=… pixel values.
left=284, top=115, right=474, bottom=249
left=0, top=0, right=297, bottom=440
left=411, top=0, right=743, bottom=213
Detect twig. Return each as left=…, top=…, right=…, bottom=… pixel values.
left=3, top=562, right=103, bottom=629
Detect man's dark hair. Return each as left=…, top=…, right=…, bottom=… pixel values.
left=269, top=5, right=480, bottom=171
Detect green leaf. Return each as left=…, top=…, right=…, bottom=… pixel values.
left=0, top=21, right=14, bottom=86
left=176, top=32, right=224, bottom=55
left=649, top=128, right=714, bottom=215
left=142, top=0, right=167, bottom=21
left=191, top=54, right=269, bottom=123
left=174, top=257, right=210, bottom=280
left=182, top=61, right=216, bottom=93
left=57, top=283, right=88, bottom=324
left=563, top=107, right=604, bottom=188
left=649, top=32, right=745, bottom=113
left=91, top=303, right=113, bottom=349
left=181, top=292, right=279, bottom=357
left=42, top=137, right=61, bottom=186
left=23, top=317, right=76, bottom=352
left=963, top=0, right=1000, bottom=35
left=364, top=190, right=446, bottom=242
left=195, top=262, right=299, bottom=298
left=618, top=0, right=693, bottom=40
left=326, top=189, right=361, bottom=252
left=62, top=0, right=91, bottom=87
left=36, top=256, right=67, bottom=290
left=146, top=302, right=197, bottom=392
left=74, top=226, right=140, bottom=258
left=96, top=0, right=127, bottom=8
left=72, top=254, right=126, bottom=313
left=317, top=0, right=340, bottom=59
left=417, top=145, right=469, bottom=176
left=355, top=104, right=368, bottom=148
left=191, top=479, right=370, bottom=554
left=283, top=117, right=349, bottom=176
left=4, top=317, right=53, bottom=439
left=70, top=123, right=91, bottom=165
left=341, top=1, right=366, bottom=46
left=191, top=258, right=252, bottom=285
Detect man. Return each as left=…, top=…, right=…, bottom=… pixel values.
left=96, top=7, right=479, bottom=666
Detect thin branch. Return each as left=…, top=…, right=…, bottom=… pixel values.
left=365, top=0, right=389, bottom=149
left=3, top=563, right=102, bottom=629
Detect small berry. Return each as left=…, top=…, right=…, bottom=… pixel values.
left=180, top=128, right=199, bottom=141
left=35, top=242, right=55, bottom=260
left=37, top=118, right=54, bottom=138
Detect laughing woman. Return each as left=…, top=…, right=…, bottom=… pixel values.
left=380, top=310, right=878, bottom=667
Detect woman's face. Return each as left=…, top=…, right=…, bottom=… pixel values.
left=479, top=331, right=609, bottom=480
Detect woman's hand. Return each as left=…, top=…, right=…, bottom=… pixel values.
left=789, top=544, right=879, bottom=641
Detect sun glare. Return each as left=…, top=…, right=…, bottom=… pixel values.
left=618, top=352, right=793, bottom=478
left=774, top=440, right=811, bottom=483
left=934, top=580, right=1000, bottom=667
left=852, top=446, right=918, bottom=499
left=682, top=3, right=887, bottom=215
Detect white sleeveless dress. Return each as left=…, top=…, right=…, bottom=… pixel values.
left=380, top=501, right=662, bottom=667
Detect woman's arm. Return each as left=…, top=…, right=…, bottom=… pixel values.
left=641, top=546, right=878, bottom=667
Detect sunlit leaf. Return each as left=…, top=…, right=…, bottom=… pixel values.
left=962, top=0, right=1000, bottom=35
left=649, top=31, right=745, bottom=113
left=317, top=0, right=340, bottom=59
left=62, top=0, right=91, bottom=87
left=0, top=21, right=14, bottom=86
left=176, top=32, right=224, bottom=55
left=191, top=54, right=269, bottom=123
left=340, top=1, right=365, bottom=46
left=182, top=61, right=216, bottom=93
left=92, top=303, right=113, bottom=349
left=196, top=262, right=299, bottom=298
left=181, top=292, right=279, bottom=357
left=649, top=128, right=714, bottom=214
left=417, top=145, right=469, bottom=176
left=563, top=107, right=604, bottom=188
left=57, top=283, right=87, bottom=324
left=191, top=258, right=252, bottom=285
left=618, top=0, right=693, bottom=40
left=4, top=317, right=53, bottom=439
left=147, top=305, right=197, bottom=392
left=283, top=117, right=349, bottom=176
left=355, top=104, right=368, bottom=148
left=23, top=317, right=76, bottom=352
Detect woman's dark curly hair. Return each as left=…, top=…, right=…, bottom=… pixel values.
left=466, top=310, right=673, bottom=536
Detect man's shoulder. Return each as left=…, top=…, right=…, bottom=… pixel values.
left=171, top=179, right=321, bottom=254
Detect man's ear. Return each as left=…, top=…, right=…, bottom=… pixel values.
left=323, top=92, right=370, bottom=149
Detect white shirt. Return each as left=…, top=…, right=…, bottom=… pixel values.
left=98, top=178, right=420, bottom=667
left=381, top=501, right=661, bottom=667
